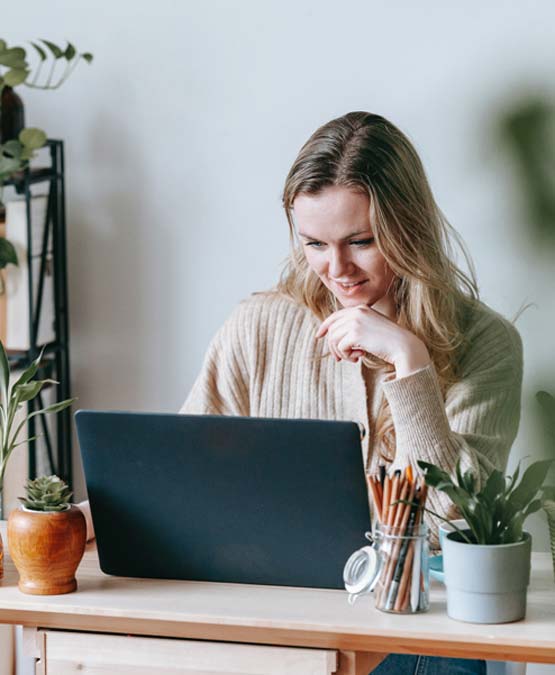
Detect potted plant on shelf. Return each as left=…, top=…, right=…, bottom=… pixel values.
left=8, top=474, right=86, bottom=594
left=0, top=38, right=93, bottom=270
left=0, top=339, right=75, bottom=580
left=417, top=457, right=554, bottom=624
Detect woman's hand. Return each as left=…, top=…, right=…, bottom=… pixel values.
left=315, top=305, right=431, bottom=378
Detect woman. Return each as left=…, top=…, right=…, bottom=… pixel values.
left=81, top=111, right=522, bottom=674
left=179, top=111, right=522, bottom=675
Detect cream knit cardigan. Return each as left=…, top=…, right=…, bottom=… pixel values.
left=181, top=292, right=523, bottom=541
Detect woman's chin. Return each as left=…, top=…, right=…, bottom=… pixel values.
left=337, top=295, right=371, bottom=308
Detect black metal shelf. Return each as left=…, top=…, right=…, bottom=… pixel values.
left=3, top=139, right=73, bottom=492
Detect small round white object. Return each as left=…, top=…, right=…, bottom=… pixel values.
left=343, top=545, right=379, bottom=597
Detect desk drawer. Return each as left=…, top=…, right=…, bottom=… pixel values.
left=37, top=629, right=339, bottom=675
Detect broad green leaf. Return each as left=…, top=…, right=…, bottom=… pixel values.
left=524, top=499, right=543, bottom=517
left=461, top=469, right=477, bottom=494
left=30, top=42, right=47, bottom=61
left=0, top=154, right=21, bottom=175
left=82, top=52, right=94, bottom=63
left=40, top=39, right=63, bottom=59
left=19, top=127, right=47, bottom=151
left=505, top=459, right=522, bottom=495
left=4, top=68, right=29, bottom=87
left=417, top=460, right=452, bottom=487
left=0, top=47, right=27, bottom=68
left=0, top=340, right=9, bottom=405
left=480, top=469, right=505, bottom=506
left=502, top=511, right=526, bottom=544
left=509, top=459, right=554, bottom=512
left=455, top=459, right=465, bottom=488
left=542, top=485, right=555, bottom=501
left=2, top=140, right=23, bottom=159
left=0, top=238, right=18, bottom=269
left=64, top=42, right=76, bottom=60
left=0, top=40, right=7, bottom=52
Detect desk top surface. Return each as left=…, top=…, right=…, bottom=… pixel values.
left=1, top=522, right=554, bottom=663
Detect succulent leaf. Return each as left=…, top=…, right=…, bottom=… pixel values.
left=18, top=474, right=72, bottom=511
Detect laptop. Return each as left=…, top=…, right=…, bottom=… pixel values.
left=75, top=411, right=371, bottom=589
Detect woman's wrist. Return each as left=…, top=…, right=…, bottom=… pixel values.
left=392, top=336, right=431, bottom=379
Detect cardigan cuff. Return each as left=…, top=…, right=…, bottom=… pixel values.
left=382, top=363, right=453, bottom=465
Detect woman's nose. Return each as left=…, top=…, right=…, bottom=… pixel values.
left=328, top=248, right=353, bottom=278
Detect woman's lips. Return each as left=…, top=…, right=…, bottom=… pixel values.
left=333, top=279, right=368, bottom=295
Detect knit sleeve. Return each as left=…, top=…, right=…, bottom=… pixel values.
left=382, top=312, right=523, bottom=539
left=180, top=304, right=252, bottom=416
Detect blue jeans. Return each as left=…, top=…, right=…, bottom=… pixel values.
left=371, top=654, right=487, bottom=674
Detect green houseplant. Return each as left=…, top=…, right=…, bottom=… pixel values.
left=0, top=339, right=75, bottom=580
left=0, top=38, right=93, bottom=269
left=8, top=474, right=86, bottom=594
left=536, top=390, right=555, bottom=581
left=417, top=457, right=554, bottom=623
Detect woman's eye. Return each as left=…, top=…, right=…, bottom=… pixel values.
left=350, top=238, right=374, bottom=247
left=305, top=241, right=324, bottom=248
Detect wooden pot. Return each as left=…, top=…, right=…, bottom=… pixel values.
left=8, top=504, right=86, bottom=595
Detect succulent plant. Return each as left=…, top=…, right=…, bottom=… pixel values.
left=18, top=474, right=72, bottom=512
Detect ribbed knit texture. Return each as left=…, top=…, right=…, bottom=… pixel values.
left=181, top=292, right=523, bottom=545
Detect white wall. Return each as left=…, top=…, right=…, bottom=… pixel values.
left=4, top=5, right=555, bottom=668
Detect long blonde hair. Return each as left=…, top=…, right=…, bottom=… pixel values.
left=278, top=111, right=479, bottom=462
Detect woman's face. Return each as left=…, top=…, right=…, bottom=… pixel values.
left=293, top=185, right=396, bottom=316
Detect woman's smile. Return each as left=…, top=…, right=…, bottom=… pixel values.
left=332, top=279, right=368, bottom=295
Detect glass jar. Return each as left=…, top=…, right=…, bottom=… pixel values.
left=344, top=522, right=429, bottom=614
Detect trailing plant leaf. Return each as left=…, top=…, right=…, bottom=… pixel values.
left=64, top=43, right=76, bottom=61
left=40, top=39, right=63, bottom=59
left=30, top=42, right=47, bottom=61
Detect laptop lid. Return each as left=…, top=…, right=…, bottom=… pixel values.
left=76, top=411, right=371, bottom=589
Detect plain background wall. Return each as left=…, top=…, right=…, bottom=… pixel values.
left=4, top=3, right=555, bottom=671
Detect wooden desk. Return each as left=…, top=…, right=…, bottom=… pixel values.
left=0, top=522, right=554, bottom=674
